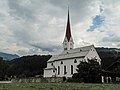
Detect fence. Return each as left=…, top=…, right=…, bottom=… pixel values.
left=12, top=77, right=64, bottom=83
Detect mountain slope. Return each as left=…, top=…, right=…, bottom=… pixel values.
left=0, top=52, right=19, bottom=60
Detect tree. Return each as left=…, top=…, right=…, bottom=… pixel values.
left=0, top=57, right=8, bottom=80
left=73, top=59, right=101, bottom=83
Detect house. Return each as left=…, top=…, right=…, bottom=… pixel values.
left=44, top=9, right=101, bottom=78
left=102, top=60, right=120, bottom=83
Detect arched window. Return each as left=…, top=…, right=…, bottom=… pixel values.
left=64, top=66, right=67, bottom=75
left=80, top=49, right=82, bottom=51
left=58, top=66, right=60, bottom=75
left=51, top=63, right=53, bottom=66
left=53, top=70, right=55, bottom=73
left=64, top=48, right=67, bottom=50
left=71, top=65, right=73, bottom=74
left=74, top=59, right=77, bottom=63
left=61, top=61, right=63, bottom=64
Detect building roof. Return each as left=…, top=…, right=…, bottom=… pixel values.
left=48, top=45, right=94, bottom=62
left=44, top=68, right=55, bottom=70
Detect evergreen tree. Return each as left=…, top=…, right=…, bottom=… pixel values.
left=73, top=59, right=101, bottom=83
left=0, top=57, right=8, bottom=80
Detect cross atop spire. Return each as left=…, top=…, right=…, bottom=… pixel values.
left=65, top=7, right=72, bottom=42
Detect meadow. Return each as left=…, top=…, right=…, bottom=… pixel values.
left=0, top=83, right=120, bottom=90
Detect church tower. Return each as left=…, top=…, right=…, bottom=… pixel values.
left=63, top=8, right=74, bottom=51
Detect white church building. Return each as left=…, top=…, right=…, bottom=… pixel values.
left=44, top=10, right=101, bottom=78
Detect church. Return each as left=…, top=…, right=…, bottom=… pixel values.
left=44, top=9, right=101, bottom=78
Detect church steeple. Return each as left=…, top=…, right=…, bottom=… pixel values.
left=63, top=8, right=74, bottom=51
left=66, top=8, right=71, bottom=42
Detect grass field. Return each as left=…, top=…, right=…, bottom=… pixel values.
left=0, top=83, right=120, bottom=90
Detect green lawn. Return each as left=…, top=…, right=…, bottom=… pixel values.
left=0, top=83, right=120, bottom=90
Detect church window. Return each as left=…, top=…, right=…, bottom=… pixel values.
left=64, top=66, right=67, bottom=75
left=71, top=65, right=73, bottom=74
left=64, top=48, right=67, bottom=50
left=53, top=70, right=55, bottom=73
left=51, top=63, right=53, bottom=66
left=61, top=61, right=63, bottom=64
left=74, top=59, right=77, bottom=63
left=67, top=52, right=68, bottom=54
left=58, top=66, right=60, bottom=75
left=80, top=49, right=82, bottom=51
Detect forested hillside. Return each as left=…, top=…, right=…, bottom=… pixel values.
left=0, top=55, right=51, bottom=80
left=96, top=47, right=120, bottom=69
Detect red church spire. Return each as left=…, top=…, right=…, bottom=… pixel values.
left=63, top=7, right=74, bottom=50
left=65, top=8, right=72, bottom=42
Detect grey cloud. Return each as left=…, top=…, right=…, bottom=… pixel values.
left=8, top=0, right=36, bottom=21
left=36, top=0, right=99, bottom=24
left=102, top=35, right=120, bottom=43
left=117, top=44, right=120, bottom=47
left=17, top=48, right=40, bottom=56
left=2, top=0, right=100, bottom=56
left=17, top=50, right=29, bottom=56
left=29, top=41, right=62, bottom=52
left=17, top=43, right=62, bottom=56
left=1, top=0, right=119, bottom=56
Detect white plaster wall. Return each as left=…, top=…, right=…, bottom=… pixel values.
left=47, top=63, right=52, bottom=68
left=53, top=58, right=83, bottom=77
left=85, top=47, right=101, bottom=64
left=44, top=69, right=54, bottom=77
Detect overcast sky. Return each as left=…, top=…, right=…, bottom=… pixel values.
left=0, top=0, right=120, bottom=56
